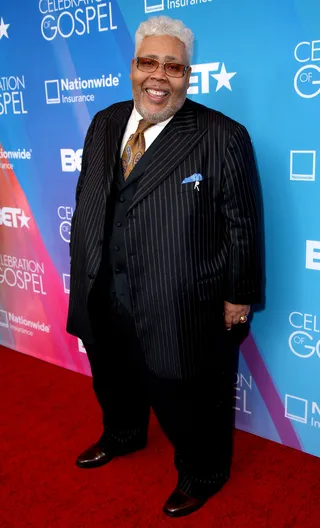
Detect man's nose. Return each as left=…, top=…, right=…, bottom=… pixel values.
left=150, top=64, right=168, bottom=81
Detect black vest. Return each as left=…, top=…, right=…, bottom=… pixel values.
left=92, top=132, right=162, bottom=316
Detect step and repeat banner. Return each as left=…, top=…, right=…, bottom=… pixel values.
left=0, top=0, right=320, bottom=457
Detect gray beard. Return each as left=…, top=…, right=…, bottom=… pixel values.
left=133, top=94, right=187, bottom=124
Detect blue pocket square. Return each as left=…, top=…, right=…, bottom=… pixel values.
left=182, top=173, right=204, bottom=184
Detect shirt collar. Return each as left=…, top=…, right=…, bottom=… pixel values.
left=132, top=106, right=143, bottom=124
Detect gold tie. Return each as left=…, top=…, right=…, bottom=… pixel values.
left=121, top=119, right=153, bottom=180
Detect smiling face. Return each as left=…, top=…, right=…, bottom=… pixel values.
left=130, top=35, right=191, bottom=123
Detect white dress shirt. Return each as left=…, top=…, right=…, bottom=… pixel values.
left=120, top=106, right=174, bottom=157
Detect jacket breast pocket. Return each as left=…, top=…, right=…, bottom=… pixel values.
left=178, top=178, right=209, bottom=194
left=178, top=182, right=197, bottom=194
left=196, top=274, right=224, bottom=303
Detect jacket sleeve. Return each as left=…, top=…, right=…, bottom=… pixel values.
left=221, top=124, right=263, bottom=305
left=75, top=112, right=98, bottom=207
left=69, top=113, right=98, bottom=257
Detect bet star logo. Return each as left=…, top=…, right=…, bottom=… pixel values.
left=188, top=62, right=237, bottom=95
left=17, top=210, right=30, bottom=228
left=211, top=63, right=237, bottom=92
left=0, top=17, right=10, bottom=39
left=0, top=207, right=30, bottom=229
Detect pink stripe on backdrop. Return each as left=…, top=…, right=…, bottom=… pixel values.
left=241, top=332, right=302, bottom=450
left=0, top=146, right=91, bottom=376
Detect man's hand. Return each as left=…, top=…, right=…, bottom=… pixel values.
left=224, top=301, right=250, bottom=330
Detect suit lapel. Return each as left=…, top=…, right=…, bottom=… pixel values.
left=104, top=100, right=133, bottom=197
left=127, top=100, right=207, bottom=212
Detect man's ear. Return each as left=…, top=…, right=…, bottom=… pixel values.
left=186, top=66, right=192, bottom=89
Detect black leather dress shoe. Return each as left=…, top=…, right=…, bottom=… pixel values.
left=76, top=438, right=147, bottom=469
left=76, top=443, right=115, bottom=469
left=163, top=488, right=207, bottom=517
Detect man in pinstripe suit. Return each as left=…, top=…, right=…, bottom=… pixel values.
left=67, top=15, right=262, bottom=517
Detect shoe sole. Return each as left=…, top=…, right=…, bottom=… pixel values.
left=76, top=455, right=114, bottom=469
left=163, top=500, right=207, bottom=518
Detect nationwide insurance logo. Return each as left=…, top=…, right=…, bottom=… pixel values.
left=44, top=73, right=121, bottom=104
left=62, top=273, right=70, bottom=293
left=144, top=0, right=213, bottom=13
left=0, top=147, right=32, bottom=170
left=285, top=394, right=320, bottom=429
left=0, top=309, right=50, bottom=336
left=290, top=150, right=316, bottom=181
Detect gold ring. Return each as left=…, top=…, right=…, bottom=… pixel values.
left=239, top=315, right=247, bottom=323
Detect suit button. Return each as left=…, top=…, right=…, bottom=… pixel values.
left=112, top=289, right=116, bottom=294
left=119, top=197, right=125, bottom=203
left=115, top=222, right=122, bottom=227
left=113, top=246, right=120, bottom=251
left=88, top=273, right=95, bottom=280
left=115, top=268, right=121, bottom=274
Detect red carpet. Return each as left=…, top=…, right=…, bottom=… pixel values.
left=1, top=345, right=320, bottom=528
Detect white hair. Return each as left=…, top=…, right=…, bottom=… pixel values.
left=134, top=16, right=194, bottom=64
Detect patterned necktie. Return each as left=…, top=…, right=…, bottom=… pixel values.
left=121, top=119, right=153, bottom=180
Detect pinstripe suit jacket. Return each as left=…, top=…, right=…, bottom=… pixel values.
left=67, top=98, right=262, bottom=379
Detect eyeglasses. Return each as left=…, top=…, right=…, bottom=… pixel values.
left=136, top=57, right=189, bottom=78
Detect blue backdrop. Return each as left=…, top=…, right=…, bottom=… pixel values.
left=1, top=0, right=320, bottom=458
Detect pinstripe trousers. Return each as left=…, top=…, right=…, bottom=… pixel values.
left=84, top=290, right=237, bottom=498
